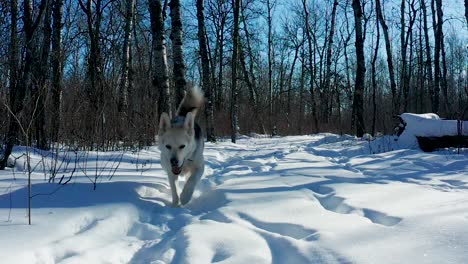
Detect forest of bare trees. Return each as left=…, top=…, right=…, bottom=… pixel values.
left=0, top=0, right=467, bottom=168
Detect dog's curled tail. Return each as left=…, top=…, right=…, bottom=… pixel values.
left=176, top=86, right=205, bottom=118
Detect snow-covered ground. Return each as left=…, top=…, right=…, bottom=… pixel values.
left=0, top=134, right=467, bottom=264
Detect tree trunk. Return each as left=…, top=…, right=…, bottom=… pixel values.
left=169, top=0, right=186, bottom=107
left=196, top=0, right=216, bottom=142
left=239, top=46, right=265, bottom=134
left=298, top=45, right=305, bottom=135
left=216, top=13, right=227, bottom=110
left=267, top=0, right=274, bottom=134
left=79, top=0, right=104, bottom=111
left=376, top=0, right=398, bottom=115
left=1, top=0, right=20, bottom=170
left=35, top=1, right=52, bottom=150
left=372, top=7, right=380, bottom=136
left=402, top=0, right=417, bottom=112
left=323, top=0, right=338, bottom=124
left=149, top=0, right=171, bottom=117
left=399, top=0, right=406, bottom=113
left=240, top=11, right=266, bottom=134
left=1, top=0, right=47, bottom=169
left=421, top=0, right=433, bottom=112
left=50, top=0, right=64, bottom=143
left=230, top=0, right=240, bottom=143
left=436, top=0, right=449, bottom=114
left=287, top=44, right=300, bottom=132
left=465, top=0, right=468, bottom=26
left=432, top=0, right=440, bottom=113
left=302, top=0, right=319, bottom=133
left=118, top=0, right=135, bottom=113
left=352, top=0, right=366, bottom=137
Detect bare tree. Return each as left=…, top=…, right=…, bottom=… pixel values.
left=78, top=0, right=105, bottom=111
left=420, top=0, right=433, bottom=113
left=230, top=0, right=240, bottom=143
left=169, top=0, right=187, bottom=106
left=50, top=0, right=64, bottom=143
left=302, top=0, right=319, bottom=133
left=149, top=0, right=171, bottom=117
left=435, top=0, right=449, bottom=114
left=323, top=0, right=338, bottom=124
left=1, top=0, right=48, bottom=169
left=266, top=0, right=275, bottom=134
left=0, top=0, right=19, bottom=170
left=376, top=0, right=397, bottom=115
left=432, top=0, right=441, bottom=113
left=35, top=0, right=52, bottom=150
left=371, top=3, right=380, bottom=136
left=196, top=0, right=216, bottom=142
left=118, top=0, right=136, bottom=113
left=239, top=9, right=266, bottom=134
left=352, top=0, right=366, bottom=137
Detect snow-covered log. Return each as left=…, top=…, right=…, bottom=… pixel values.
left=397, top=113, right=468, bottom=151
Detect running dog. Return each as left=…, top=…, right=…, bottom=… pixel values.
left=158, top=87, right=205, bottom=207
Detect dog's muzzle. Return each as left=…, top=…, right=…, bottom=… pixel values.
left=172, top=166, right=182, bottom=175
left=170, top=157, right=183, bottom=175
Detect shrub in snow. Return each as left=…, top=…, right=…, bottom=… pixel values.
left=362, top=133, right=373, bottom=141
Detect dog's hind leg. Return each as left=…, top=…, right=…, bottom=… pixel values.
left=180, top=166, right=204, bottom=205
left=168, top=175, right=180, bottom=207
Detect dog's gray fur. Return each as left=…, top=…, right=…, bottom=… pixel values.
left=158, top=87, right=205, bottom=206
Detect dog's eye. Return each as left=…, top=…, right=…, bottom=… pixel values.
left=165, top=145, right=171, bottom=150
left=179, top=145, right=185, bottom=149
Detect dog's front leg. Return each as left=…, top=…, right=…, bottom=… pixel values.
left=180, top=166, right=204, bottom=205
left=168, top=174, right=180, bottom=207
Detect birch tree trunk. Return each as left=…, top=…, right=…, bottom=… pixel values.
left=169, top=0, right=186, bottom=107
left=118, top=0, right=136, bottom=113
left=149, top=0, right=171, bottom=117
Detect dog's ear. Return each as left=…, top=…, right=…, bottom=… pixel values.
left=159, top=113, right=171, bottom=134
left=184, top=112, right=195, bottom=135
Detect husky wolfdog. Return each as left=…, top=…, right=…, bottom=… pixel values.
left=158, top=87, right=205, bottom=207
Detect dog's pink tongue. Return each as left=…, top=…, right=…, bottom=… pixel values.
left=172, top=167, right=182, bottom=175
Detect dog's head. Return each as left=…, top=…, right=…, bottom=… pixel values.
left=158, top=112, right=196, bottom=175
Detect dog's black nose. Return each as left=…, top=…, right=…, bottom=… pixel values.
left=170, top=158, right=178, bottom=167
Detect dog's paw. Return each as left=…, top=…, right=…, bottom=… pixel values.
left=180, top=194, right=191, bottom=206
left=171, top=198, right=180, bottom=207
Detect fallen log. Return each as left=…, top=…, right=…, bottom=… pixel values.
left=396, top=113, right=468, bottom=151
